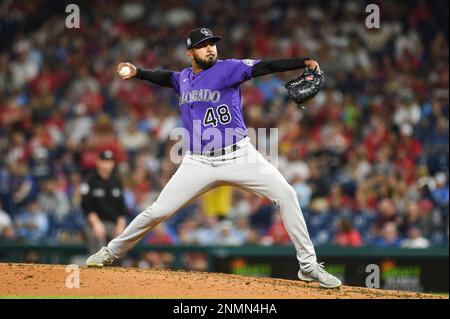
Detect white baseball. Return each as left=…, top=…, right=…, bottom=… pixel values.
left=119, top=65, right=131, bottom=77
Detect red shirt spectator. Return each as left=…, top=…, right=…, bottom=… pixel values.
left=268, top=214, right=290, bottom=245
left=334, top=218, right=362, bottom=247
left=364, top=119, right=389, bottom=163
left=147, top=224, right=174, bottom=245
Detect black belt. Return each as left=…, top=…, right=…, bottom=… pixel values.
left=193, top=143, right=240, bottom=157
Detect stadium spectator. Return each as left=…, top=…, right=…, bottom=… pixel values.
left=118, top=120, right=151, bottom=155
left=14, top=200, right=49, bottom=242
left=147, top=223, right=176, bottom=245
left=266, top=213, right=291, bottom=246
left=333, top=218, right=362, bottom=248
left=37, top=177, right=70, bottom=223
left=398, top=201, right=423, bottom=237
left=5, top=161, right=36, bottom=216
left=0, top=203, right=14, bottom=239
left=401, top=227, right=430, bottom=249
left=192, top=215, right=221, bottom=245
left=183, top=252, right=209, bottom=271
left=291, top=173, right=312, bottom=210
left=214, top=220, right=245, bottom=246
left=200, top=186, right=233, bottom=220
left=374, top=222, right=402, bottom=248
left=431, top=172, right=449, bottom=209
left=374, top=199, right=399, bottom=237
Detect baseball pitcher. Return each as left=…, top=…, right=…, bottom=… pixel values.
left=86, top=27, right=341, bottom=288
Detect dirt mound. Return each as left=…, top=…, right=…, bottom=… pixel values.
left=0, top=263, right=445, bottom=299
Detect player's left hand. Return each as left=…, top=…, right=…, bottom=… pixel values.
left=284, top=64, right=324, bottom=109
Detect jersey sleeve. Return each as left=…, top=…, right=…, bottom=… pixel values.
left=171, top=71, right=181, bottom=94
left=222, top=59, right=261, bottom=87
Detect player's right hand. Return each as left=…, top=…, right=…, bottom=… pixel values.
left=117, top=62, right=137, bottom=80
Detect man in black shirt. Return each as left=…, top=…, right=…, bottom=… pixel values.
left=81, top=150, right=126, bottom=255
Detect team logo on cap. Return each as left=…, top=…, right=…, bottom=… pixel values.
left=200, top=28, right=212, bottom=36
left=186, top=38, right=192, bottom=47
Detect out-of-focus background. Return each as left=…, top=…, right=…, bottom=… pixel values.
left=0, top=0, right=448, bottom=292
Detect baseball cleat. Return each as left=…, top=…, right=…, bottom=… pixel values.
left=298, top=262, right=342, bottom=289
left=86, top=247, right=115, bottom=267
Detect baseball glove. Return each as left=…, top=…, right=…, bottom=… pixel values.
left=284, top=66, right=324, bottom=110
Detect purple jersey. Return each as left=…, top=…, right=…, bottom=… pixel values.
left=171, top=59, right=260, bottom=152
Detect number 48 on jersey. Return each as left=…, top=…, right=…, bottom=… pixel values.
left=203, top=104, right=232, bottom=127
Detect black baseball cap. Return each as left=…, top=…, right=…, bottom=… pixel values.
left=186, top=27, right=221, bottom=49
left=99, top=150, right=114, bottom=161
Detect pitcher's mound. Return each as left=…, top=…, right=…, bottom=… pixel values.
left=0, top=263, right=444, bottom=299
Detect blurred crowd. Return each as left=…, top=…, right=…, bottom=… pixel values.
left=0, top=0, right=448, bottom=258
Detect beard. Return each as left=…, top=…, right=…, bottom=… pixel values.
left=194, top=53, right=217, bottom=69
